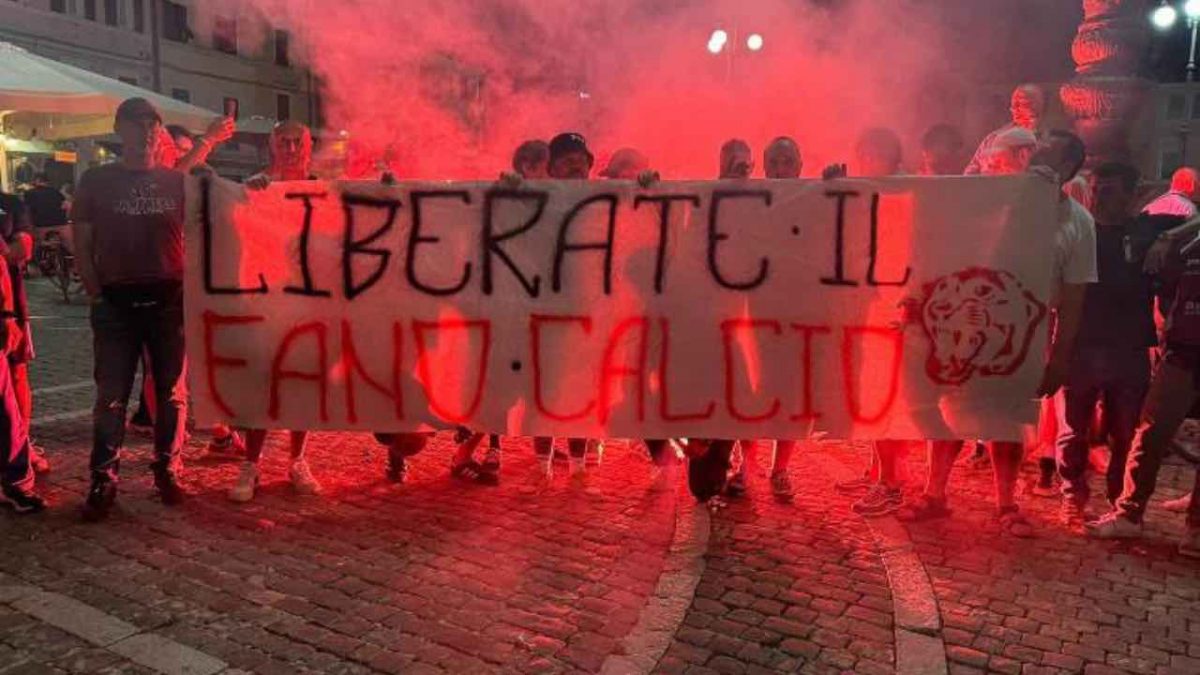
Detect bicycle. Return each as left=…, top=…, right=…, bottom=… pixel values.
left=33, top=226, right=83, bottom=304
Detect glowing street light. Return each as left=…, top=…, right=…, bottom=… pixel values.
left=1151, top=1, right=1200, bottom=81
left=1153, top=2, right=1179, bottom=29
left=708, top=28, right=728, bottom=54
left=746, top=33, right=764, bottom=51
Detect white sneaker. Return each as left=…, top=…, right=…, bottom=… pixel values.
left=289, top=459, right=322, bottom=496
left=1085, top=511, right=1144, bottom=539
left=228, top=462, right=259, bottom=503
left=587, top=439, right=605, bottom=466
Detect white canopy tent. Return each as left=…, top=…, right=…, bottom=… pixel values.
left=0, top=40, right=221, bottom=189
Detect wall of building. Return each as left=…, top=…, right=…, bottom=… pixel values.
left=0, top=0, right=153, bottom=84
left=0, top=0, right=317, bottom=181
left=1, top=0, right=315, bottom=123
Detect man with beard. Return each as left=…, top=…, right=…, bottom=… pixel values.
left=73, top=99, right=190, bottom=521
left=898, top=131, right=1096, bottom=538
left=964, top=84, right=1046, bottom=175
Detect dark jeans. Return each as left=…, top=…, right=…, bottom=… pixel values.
left=0, top=356, right=33, bottom=490
left=1055, top=347, right=1150, bottom=506
left=1115, top=345, right=1200, bottom=524
left=89, top=293, right=187, bottom=483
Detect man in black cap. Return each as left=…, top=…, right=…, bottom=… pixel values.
left=526, top=133, right=595, bottom=489
left=547, top=132, right=594, bottom=180
left=72, top=97, right=189, bottom=521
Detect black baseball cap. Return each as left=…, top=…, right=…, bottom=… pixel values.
left=115, top=97, right=162, bottom=124
left=549, top=132, right=594, bottom=165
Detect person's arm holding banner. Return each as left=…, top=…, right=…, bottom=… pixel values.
left=175, top=117, right=235, bottom=173
left=245, top=173, right=271, bottom=191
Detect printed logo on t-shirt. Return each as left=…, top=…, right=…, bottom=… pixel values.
left=114, top=179, right=179, bottom=216
left=918, top=267, right=1048, bottom=386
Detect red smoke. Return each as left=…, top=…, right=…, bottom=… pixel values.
left=199, top=0, right=1069, bottom=180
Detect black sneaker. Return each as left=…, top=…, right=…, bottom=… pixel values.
left=1, top=484, right=47, bottom=514
left=82, top=480, right=117, bottom=522
left=387, top=456, right=408, bottom=484
left=153, top=471, right=187, bottom=506
left=477, top=455, right=501, bottom=487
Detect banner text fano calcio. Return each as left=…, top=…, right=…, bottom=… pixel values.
left=185, top=176, right=1058, bottom=442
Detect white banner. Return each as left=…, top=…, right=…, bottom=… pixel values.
left=185, top=176, right=1058, bottom=441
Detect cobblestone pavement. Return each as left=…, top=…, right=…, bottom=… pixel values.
left=3, top=277, right=1200, bottom=675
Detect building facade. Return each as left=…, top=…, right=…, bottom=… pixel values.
left=1, top=0, right=319, bottom=178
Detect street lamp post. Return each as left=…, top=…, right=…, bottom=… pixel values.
left=1152, top=0, right=1200, bottom=81
left=1151, top=1, right=1200, bottom=167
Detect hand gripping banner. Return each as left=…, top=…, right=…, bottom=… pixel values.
left=185, top=175, right=1057, bottom=442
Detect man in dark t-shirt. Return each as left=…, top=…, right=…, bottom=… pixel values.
left=23, top=174, right=67, bottom=229
left=1055, top=163, right=1156, bottom=523
left=72, top=97, right=188, bottom=522
left=1087, top=184, right=1200, bottom=556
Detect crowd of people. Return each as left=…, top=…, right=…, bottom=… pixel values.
left=1, top=84, right=1199, bottom=560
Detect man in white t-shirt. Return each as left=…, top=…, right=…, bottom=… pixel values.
left=899, top=130, right=1097, bottom=535
left=1142, top=167, right=1199, bottom=219
left=964, top=84, right=1046, bottom=175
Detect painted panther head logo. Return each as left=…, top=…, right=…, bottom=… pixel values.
left=920, top=268, right=1047, bottom=386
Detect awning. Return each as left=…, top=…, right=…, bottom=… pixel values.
left=0, top=40, right=220, bottom=140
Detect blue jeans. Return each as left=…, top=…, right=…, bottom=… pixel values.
left=89, top=290, right=187, bottom=482
left=1055, top=347, right=1150, bottom=506
left=0, top=355, right=33, bottom=491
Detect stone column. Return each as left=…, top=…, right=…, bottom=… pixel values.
left=1059, top=0, right=1152, bottom=165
